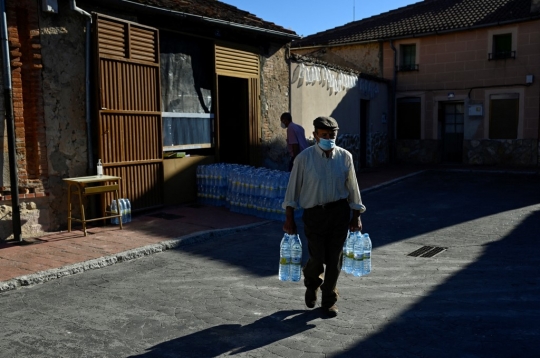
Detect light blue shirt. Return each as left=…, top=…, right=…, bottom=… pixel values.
left=286, top=122, right=310, bottom=157
left=282, top=143, right=366, bottom=212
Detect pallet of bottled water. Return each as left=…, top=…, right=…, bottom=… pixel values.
left=196, top=163, right=302, bottom=221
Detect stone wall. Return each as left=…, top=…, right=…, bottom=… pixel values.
left=396, top=140, right=440, bottom=164
left=464, top=139, right=539, bottom=166
left=38, top=4, right=88, bottom=232
left=260, top=45, right=291, bottom=171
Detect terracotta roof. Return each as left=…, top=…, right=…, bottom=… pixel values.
left=122, top=0, right=297, bottom=36
left=292, top=0, right=540, bottom=47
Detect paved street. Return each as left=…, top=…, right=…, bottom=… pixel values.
left=1, top=170, right=539, bottom=358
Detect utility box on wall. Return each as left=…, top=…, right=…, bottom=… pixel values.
left=42, top=0, right=58, bottom=13
left=468, top=104, right=483, bottom=116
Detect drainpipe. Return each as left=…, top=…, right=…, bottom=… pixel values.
left=0, top=0, right=22, bottom=241
left=389, top=40, right=398, bottom=164
left=69, top=1, right=93, bottom=173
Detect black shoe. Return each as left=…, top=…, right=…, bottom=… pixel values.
left=305, top=288, right=318, bottom=308
left=322, top=305, right=338, bottom=317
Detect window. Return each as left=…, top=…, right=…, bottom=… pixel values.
left=160, top=33, right=214, bottom=151
left=489, top=33, right=515, bottom=60
left=399, top=44, right=418, bottom=71
left=489, top=94, right=519, bottom=139
left=396, top=97, right=421, bottom=139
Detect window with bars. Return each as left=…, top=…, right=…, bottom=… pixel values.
left=399, top=44, right=418, bottom=71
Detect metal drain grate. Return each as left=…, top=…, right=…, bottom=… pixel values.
left=407, top=246, right=447, bottom=258
left=147, top=212, right=185, bottom=220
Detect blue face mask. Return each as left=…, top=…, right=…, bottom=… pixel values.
left=318, top=138, right=336, bottom=151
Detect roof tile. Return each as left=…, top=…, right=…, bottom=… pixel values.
left=293, top=0, right=538, bottom=47
left=124, top=0, right=297, bottom=35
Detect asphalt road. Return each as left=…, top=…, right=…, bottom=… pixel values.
left=1, top=171, right=539, bottom=358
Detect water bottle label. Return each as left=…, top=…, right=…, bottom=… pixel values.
left=280, top=257, right=290, bottom=265
left=364, top=253, right=371, bottom=259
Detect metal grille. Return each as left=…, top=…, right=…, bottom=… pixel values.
left=94, top=14, right=163, bottom=212
left=407, top=246, right=447, bottom=258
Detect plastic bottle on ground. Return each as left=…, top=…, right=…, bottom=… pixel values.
left=125, top=199, right=132, bottom=223
left=278, top=233, right=291, bottom=281
left=290, top=234, right=303, bottom=282
left=110, top=200, right=118, bottom=225
left=118, top=199, right=126, bottom=224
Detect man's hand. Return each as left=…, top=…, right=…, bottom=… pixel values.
left=283, top=206, right=297, bottom=234
left=349, top=210, right=362, bottom=232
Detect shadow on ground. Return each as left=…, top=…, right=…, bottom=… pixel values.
left=129, top=309, right=320, bottom=357
left=167, top=171, right=540, bottom=357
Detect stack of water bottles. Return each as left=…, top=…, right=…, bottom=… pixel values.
left=278, top=233, right=303, bottom=282
left=110, top=198, right=132, bottom=224
left=196, top=163, right=302, bottom=221
left=342, top=231, right=372, bottom=277
left=196, top=163, right=234, bottom=207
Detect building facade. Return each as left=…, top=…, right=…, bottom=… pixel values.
left=0, top=0, right=298, bottom=239
left=293, top=0, right=540, bottom=166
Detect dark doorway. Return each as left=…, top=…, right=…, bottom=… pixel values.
left=441, top=102, right=464, bottom=163
left=360, top=99, right=369, bottom=168
left=217, top=75, right=250, bottom=164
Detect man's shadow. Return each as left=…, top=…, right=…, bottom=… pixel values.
left=129, top=309, right=321, bottom=357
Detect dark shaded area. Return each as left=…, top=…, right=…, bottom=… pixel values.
left=332, top=171, right=540, bottom=357
left=169, top=171, right=540, bottom=357
left=145, top=213, right=185, bottom=220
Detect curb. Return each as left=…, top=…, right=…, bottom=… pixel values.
left=0, top=221, right=270, bottom=293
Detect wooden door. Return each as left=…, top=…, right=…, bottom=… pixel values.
left=94, top=14, right=163, bottom=211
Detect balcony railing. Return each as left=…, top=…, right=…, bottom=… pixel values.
left=488, top=51, right=516, bottom=60
left=397, top=64, right=419, bottom=72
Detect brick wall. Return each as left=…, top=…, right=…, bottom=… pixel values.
left=5, top=0, right=48, bottom=194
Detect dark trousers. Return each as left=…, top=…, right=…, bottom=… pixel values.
left=302, top=199, right=350, bottom=307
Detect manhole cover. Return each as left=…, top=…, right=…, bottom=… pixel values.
left=407, top=246, right=447, bottom=258
left=147, top=213, right=185, bottom=220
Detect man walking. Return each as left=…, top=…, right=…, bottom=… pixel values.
left=280, top=112, right=309, bottom=171
left=282, top=116, right=366, bottom=317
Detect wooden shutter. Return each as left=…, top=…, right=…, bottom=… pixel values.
left=215, top=45, right=259, bottom=78
left=94, top=13, right=163, bottom=211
